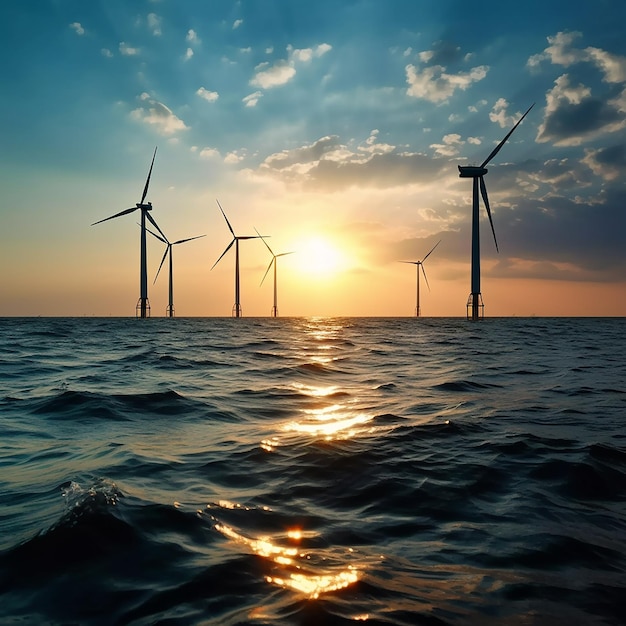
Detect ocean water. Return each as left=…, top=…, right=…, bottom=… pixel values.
left=0, top=316, right=625, bottom=625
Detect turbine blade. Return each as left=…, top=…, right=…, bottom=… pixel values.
left=479, top=176, right=499, bottom=253
left=480, top=103, right=534, bottom=168
left=421, top=264, right=431, bottom=291
left=216, top=199, right=235, bottom=237
left=154, top=245, right=170, bottom=284
left=140, top=146, right=158, bottom=204
left=260, top=259, right=274, bottom=286
left=145, top=211, right=167, bottom=240
left=172, top=234, right=206, bottom=245
left=145, top=225, right=168, bottom=244
left=211, top=239, right=235, bottom=270
left=237, top=235, right=261, bottom=240
left=399, top=261, right=418, bottom=265
left=254, top=227, right=275, bottom=256
left=91, top=206, right=138, bottom=225
left=276, top=251, right=295, bottom=258
left=422, top=239, right=441, bottom=262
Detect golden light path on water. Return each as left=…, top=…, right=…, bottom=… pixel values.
left=212, top=519, right=360, bottom=599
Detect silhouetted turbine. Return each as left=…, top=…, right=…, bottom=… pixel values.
left=92, top=147, right=165, bottom=318
left=458, top=103, right=534, bottom=320
left=211, top=200, right=262, bottom=317
left=400, top=240, right=441, bottom=317
left=147, top=227, right=206, bottom=317
left=256, top=228, right=294, bottom=317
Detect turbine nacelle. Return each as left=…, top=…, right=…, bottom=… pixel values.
left=137, top=201, right=153, bottom=210
left=458, top=165, right=488, bottom=178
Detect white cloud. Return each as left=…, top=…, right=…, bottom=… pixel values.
left=101, top=48, right=113, bottom=58
left=183, top=47, right=194, bottom=61
left=199, top=147, right=220, bottom=159
left=147, top=13, right=161, bottom=36
left=69, top=22, right=85, bottom=36
left=130, top=93, right=188, bottom=135
left=196, top=87, right=219, bottom=102
left=233, top=19, right=243, bottom=29
left=250, top=61, right=296, bottom=89
left=119, top=42, right=140, bottom=56
left=249, top=43, right=332, bottom=90
left=243, top=91, right=263, bottom=107
left=430, top=133, right=464, bottom=157
left=489, top=98, right=520, bottom=128
left=224, top=151, right=245, bottom=164
left=186, top=29, right=200, bottom=44
left=405, top=63, right=488, bottom=103
left=528, top=31, right=626, bottom=84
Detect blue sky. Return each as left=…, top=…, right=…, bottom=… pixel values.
left=1, top=0, right=625, bottom=316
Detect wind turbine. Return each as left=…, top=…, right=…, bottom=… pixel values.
left=256, top=228, right=294, bottom=317
left=400, top=240, right=440, bottom=317
left=211, top=200, right=262, bottom=317
left=92, top=147, right=165, bottom=318
left=147, top=227, right=206, bottom=317
left=458, top=103, right=534, bottom=320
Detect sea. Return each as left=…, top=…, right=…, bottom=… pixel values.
left=0, top=316, right=625, bottom=625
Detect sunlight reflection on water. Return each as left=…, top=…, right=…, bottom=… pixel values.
left=213, top=520, right=361, bottom=598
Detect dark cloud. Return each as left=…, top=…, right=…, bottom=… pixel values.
left=538, top=96, right=623, bottom=145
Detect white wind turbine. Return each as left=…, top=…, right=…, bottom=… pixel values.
left=458, top=103, right=534, bottom=320
left=256, top=228, right=294, bottom=317
left=147, top=227, right=206, bottom=317
left=92, top=147, right=165, bottom=318
left=400, top=240, right=441, bottom=317
left=211, top=200, right=262, bottom=317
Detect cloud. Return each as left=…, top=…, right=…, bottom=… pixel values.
left=489, top=98, right=521, bottom=129
left=233, top=19, right=243, bottom=29
left=199, top=147, right=220, bottom=159
left=249, top=43, right=332, bottom=90
left=183, top=48, right=194, bottom=61
left=405, top=62, right=488, bottom=103
left=582, top=144, right=626, bottom=181
left=130, top=93, right=188, bottom=135
left=250, top=61, right=296, bottom=89
left=527, top=31, right=626, bottom=83
left=430, top=133, right=464, bottom=157
left=257, top=134, right=444, bottom=191
left=536, top=74, right=626, bottom=145
left=101, top=48, right=113, bottom=58
left=186, top=29, right=200, bottom=44
left=119, top=42, right=140, bottom=56
left=196, top=87, right=219, bottom=103
left=147, top=13, right=161, bottom=36
left=243, top=91, right=263, bottom=107
left=69, top=22, right=85, bottom=36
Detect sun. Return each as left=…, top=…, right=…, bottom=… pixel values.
left=292, top=236, right=347, bottom=278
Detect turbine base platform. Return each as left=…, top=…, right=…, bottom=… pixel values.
left=466, top=292, right=484, bottom=321
left=136, top=298, right=151, bottom=318
left=166, top=304, right=175, bottom=318
left=232, top=304, right=242, bottom=317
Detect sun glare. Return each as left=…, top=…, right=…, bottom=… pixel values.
left=292, top=236, right=346, bottom=278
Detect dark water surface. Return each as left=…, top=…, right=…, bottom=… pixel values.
left=1, top=317, right=625, bottom=625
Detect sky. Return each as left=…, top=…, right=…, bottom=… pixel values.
left=1, top=0, right=625, bottom=317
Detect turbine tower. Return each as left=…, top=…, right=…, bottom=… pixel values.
left=401, top=240, right=440, bottom=317
left=147, top=227, right=206, bottom=317
left=92, top=147, right=165, bottom=318
left=256, top=228, right=294, bottom=317
left=458, top=103, right=534, bottom=320
left=211, top=200, right=261, bottom=317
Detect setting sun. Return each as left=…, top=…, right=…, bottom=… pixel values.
left=292, top=236, right=347, bottom=278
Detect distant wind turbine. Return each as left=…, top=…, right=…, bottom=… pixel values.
left=400, top=240, right=441, bottom=317
left=92, top=147, right=165, bottom=318
left=256, top=228, right=294, bottom=317
left=458, top=103, right=534, bottom=320
left=211, top=200, right=262, bottom=317
left=147, top=227, right=206, bottom=317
